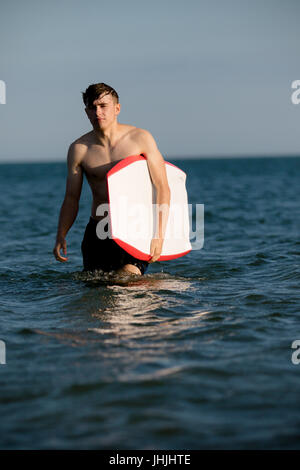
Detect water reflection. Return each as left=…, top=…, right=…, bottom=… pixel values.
left=34, top=271, right=213, bottom=382
left=87, top=273, right=211, bottom=342
left=80, top=273, right=212, bottom=381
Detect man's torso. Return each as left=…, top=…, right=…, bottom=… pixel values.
left=75, top=124, right=144, bottom=220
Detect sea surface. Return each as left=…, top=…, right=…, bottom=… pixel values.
left=0, top=156, right=299, bottom=450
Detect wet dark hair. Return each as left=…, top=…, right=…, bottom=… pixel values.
left=82, top=83, right=119, bottom=107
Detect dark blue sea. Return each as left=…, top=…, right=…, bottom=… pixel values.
left=0, top=156, right=299, bottom=449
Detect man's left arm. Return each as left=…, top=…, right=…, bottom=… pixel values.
left=139, top=129, right=171, bottom=263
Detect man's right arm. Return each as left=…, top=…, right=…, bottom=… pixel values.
left=53, top=143, right=85, bottom=262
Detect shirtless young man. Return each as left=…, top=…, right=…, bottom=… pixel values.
left=53, top=83, right=171, bottom=275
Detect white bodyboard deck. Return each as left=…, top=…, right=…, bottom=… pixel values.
left=106, top=154, right=191, bottom=261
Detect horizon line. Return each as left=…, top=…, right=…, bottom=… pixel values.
left=0, top=153, right=299, bottom=165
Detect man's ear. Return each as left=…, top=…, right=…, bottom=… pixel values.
left=116, top=103, right=121, bottom=116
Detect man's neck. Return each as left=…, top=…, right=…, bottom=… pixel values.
left=92, top=121, right=120, bottom=147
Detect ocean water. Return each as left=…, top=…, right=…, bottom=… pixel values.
left=0, top=156, right=299, bottom=450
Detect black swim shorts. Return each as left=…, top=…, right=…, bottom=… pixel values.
left=81, top=217, right=149, bottom=275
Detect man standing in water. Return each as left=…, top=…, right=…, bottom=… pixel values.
left=53, top=83, right=170, bottom=275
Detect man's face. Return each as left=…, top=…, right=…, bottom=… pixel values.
left=85, top=93, right=120, bottom=130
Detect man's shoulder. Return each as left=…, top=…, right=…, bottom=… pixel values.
left=71, top=131, right=93, bottom=148
left=130, top=126, right=155, bottom=143
left=67, top=133, right=92, bottom=164
left=68, top=132, right=92, bottom=157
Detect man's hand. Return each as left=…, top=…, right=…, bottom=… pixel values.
left=53, top=237, right=68, bottom=262
left=149, top=238, right=164, bottom=263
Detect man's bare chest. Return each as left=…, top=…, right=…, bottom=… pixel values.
left=81, top=144, right=142, bottom=181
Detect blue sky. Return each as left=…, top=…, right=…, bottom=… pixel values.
left=0, top=0, right=299, bottom=162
